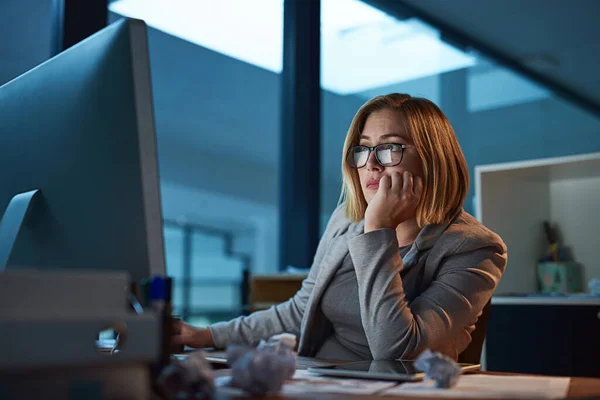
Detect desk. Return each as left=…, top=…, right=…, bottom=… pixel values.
left=212, top=373, right=600, bottom=400
left=200, top=351, right=600, bottom=400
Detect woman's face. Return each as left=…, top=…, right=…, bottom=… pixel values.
left=356, top=108, right=423, bottom=204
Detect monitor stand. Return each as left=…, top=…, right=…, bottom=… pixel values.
left=0, top=189, right=42, bottom=269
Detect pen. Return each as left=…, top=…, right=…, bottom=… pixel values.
left=150, top=275, right=166, bottom=313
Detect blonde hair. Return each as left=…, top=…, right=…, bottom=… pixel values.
left=340, top=93, right=469, bottom=227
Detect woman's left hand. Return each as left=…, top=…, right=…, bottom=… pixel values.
left=364, top=171, right=423, bottom=233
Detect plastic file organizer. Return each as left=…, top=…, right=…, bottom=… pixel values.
left=0, top=269, right=161, bottom=400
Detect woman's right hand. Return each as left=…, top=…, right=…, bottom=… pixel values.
left=364, top=171, right=423, bottom=233
left=172, top=320, right=215, bottom=349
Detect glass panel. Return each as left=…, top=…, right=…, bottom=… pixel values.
left=190, top=231, right=244, bottom=280
left=109, top=0, right=283, bottom=73
left=321, top=0, right=475, bottom=95
left=109, top=0, right=281, bottom=318
left=171, top=281, right=185, bottom=315
left=187, top=231, right=244, bottom=316
left=163, top=225, right=184, bottom=279
left=185, top=312, right=239, bottom=326
left=191, top=231, right=226, bottom=257
left=190, top=283, right=239, bottom=311
left=467, top=56, right=551, bottom=113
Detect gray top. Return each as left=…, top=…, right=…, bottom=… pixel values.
left=209, top=204, right=507, bottom=360
left=317, top=245, right=412, bottom=360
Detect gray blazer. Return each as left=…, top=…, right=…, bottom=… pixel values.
left=210, top=204, right=507, bottom=360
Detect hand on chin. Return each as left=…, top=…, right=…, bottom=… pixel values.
left=364, top=171, right=423, bottom=233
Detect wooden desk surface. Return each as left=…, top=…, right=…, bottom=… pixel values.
left=212, top=374, right=600, bottom=400
left=198, top=351, right=600, bottom=399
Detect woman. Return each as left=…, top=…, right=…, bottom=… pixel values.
left=174, top=93, right=507, bottom=361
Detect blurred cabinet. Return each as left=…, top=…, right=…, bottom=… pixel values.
left=475, top=152, right=600, bottom=294
left=486, top=297, right=600, bottom=377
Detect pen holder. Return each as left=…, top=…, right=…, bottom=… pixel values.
left=537, top=261, right=582, bottom=293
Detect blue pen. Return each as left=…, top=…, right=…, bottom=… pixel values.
left=150, top=275, right=166, bottom=313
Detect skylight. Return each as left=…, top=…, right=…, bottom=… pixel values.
left=109, top=0, right=476, bottom=95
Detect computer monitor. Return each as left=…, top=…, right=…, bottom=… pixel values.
left=0, top=19, right=166, bottom=282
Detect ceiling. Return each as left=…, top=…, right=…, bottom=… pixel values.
left=386, top=0, right=600, bottom=113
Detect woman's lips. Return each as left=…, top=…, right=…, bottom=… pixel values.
left=366, top=178, right=380, bottom=190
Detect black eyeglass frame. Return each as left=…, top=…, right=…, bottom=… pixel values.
left=346, top=143, right=407, bottom=168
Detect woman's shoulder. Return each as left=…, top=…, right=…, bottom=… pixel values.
left=438, top=210, right=507, bottom=256
left=323, top=203, right=364, bottom=238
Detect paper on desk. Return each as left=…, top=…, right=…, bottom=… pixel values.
left=381, top=374, right=571, bottom=399
left=282, top=369, right=397, bottom=395
left=214, top=369, right=396, bottom=396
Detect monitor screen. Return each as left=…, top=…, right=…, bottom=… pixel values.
left=0, top=19, right=165, bottom=282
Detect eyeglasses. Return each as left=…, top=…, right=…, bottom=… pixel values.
left=347, top=143, right=407, bottom=168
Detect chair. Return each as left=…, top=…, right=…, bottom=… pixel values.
left=458, top=299, right=492, bottom=364
left=247, top=274, right=307, bottom=313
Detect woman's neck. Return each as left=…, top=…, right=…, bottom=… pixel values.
left=395, top=218, right=420, bottom=247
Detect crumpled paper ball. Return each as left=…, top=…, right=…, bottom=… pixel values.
left=414, top=348, right=462, bottom=388
left=156, top=350, right=215, bottom=399
left=227, top=333, right=297, bottom=396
